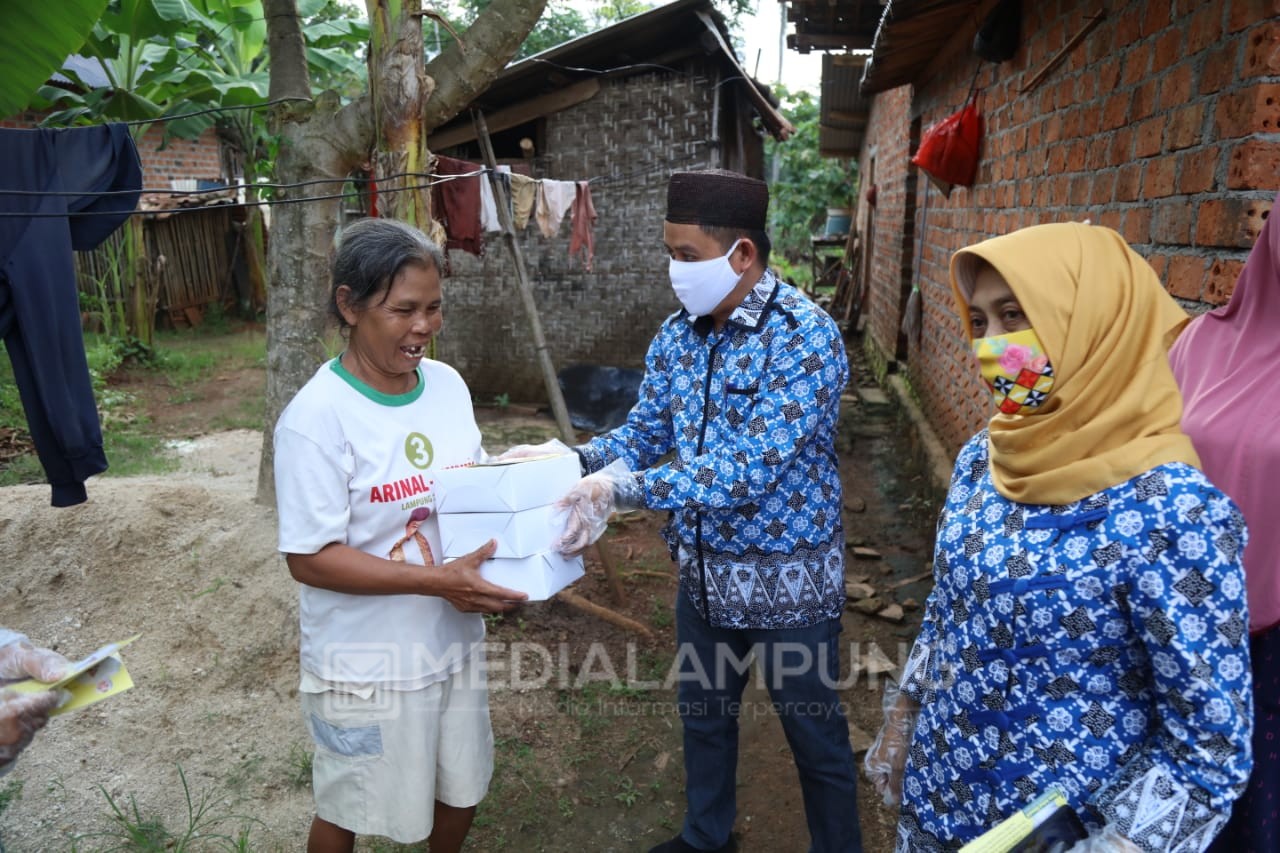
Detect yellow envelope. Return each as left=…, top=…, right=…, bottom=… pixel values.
left=5, top=634, right=139, bottom=716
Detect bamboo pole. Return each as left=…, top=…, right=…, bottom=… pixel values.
left=470, top=109, right=628, bottom=607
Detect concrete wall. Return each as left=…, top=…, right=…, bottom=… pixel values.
left=856, top=0, right=1278, bottom=452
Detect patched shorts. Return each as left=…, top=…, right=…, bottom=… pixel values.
left=300, top=652, right=493, bottom=843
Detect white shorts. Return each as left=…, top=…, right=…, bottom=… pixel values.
left=300, top=651, right=493, bottom=843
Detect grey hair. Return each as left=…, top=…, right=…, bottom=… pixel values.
left=329, top=218, right=446, bottom=330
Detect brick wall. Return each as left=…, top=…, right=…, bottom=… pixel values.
left=135, top=124, right=225, bottom=188
left=437, top=69, right=738, bottom=401
left=0, top=113, right=226, bottom=188
left=857, top=0, right=1279, bottom=453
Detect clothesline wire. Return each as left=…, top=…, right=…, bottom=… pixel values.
left=0, top=151, right=700, bottom=219
left=0, top=169, right=476, bottom=199
left=0, top=176, right=462, bottom=219
left=0, top=148, right=705, bottom=202
left=120, top=96, right=313, bottom=127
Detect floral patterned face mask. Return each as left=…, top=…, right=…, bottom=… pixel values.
left=971, top=328, right=1055, bottom=415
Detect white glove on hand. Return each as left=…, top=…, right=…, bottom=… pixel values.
left=0, top=689, right=61, bottom=767
left=555, top=459, right=643, bottom=555
left=0, top=637, right=69, bottom=683
left=493, top=438, right=574, bottom=463
left=864, top=679, right=921, bottom=807
left=1061, top=824, right=1141, bottom=852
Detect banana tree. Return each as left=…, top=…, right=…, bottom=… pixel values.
left=35, top=0, right=369, bottom=335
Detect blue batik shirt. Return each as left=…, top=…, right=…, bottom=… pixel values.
left=895, top=431, right=1252, bottom=852
left=578, top=270, right=850, bottom=629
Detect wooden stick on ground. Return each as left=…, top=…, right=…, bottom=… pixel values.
left=557, top=589, right=653, bottom=638
left=884, top=569, right=935, bottom=590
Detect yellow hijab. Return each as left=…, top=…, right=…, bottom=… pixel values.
left=949, top=222, right=1199, bottom=505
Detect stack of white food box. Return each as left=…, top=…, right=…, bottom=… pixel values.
left=433, top=453, right=585, bottom=600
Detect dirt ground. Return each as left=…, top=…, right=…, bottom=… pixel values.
left=0, top=340, right=941, bottom=852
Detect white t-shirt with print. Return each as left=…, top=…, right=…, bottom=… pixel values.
left=274, top=357, right=484, bottom=689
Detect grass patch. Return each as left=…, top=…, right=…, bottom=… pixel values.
left=287, top=743, right=314, bottom=790
left=72, top=765, right=261, bottom=852
left=0, top=325, right=265, bottom=485
left=0, top=779, right=24, bottom=818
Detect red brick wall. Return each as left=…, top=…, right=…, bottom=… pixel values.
left=858, top=85, right=915, bottom=363
left=858, top=0, right=1279, bottom=454
left=0, top=113, right=226, bottom=189
left=134, top=125, right=225, bottom=189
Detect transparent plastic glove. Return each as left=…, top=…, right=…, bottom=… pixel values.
left=492, top=438, right=573, bottom=463
left=0, top=689, right=60, bottom=767
left=1059, top=824, right=1141, bottom=853
left=555, top=458, right=643, bottom=555
left=0, top=638, right=69, bottom=683
left=864, top=679, right=920, bottom=807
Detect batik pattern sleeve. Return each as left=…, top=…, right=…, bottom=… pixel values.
left=1088, top=482, right=1252, bottom=853
left=641, top=316, right=848, bottom=512
left=900, top=434, right=982, bottom=704
left=576, top=331, right=675, bottom=476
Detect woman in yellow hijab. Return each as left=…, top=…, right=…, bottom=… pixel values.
left=865, top=223, right=1252, bottom=852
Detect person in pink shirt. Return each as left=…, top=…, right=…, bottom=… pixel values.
left=1170, top=192, right=1280, bottom=851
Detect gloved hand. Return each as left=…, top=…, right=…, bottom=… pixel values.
left=864, top=679, right=920, bottom=807
left=1061, top=824, right=1141, bottom=852
left=0, top=689, right=61, bottom=767
left=0, top=637, right=69, bottom=683
left=555, top=459, right=643, bottom=555
left=493, top=438, right=573, bottom=463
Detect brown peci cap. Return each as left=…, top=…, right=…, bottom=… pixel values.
left=666, top=169, right=769, bottom=230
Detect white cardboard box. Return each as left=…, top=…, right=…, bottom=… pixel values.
left=433, top=453, right=581, bottom=513
left=439, top=504, right=566, bottom=559
left=481, top=551, right=584, bottom=601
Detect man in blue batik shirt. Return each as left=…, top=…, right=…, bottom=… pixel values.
left=554, top=170, right=862, bottom=853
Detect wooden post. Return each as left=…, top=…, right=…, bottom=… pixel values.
left=470, top=110, right=628, bottom=606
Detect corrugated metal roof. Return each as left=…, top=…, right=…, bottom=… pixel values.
left=430, top=0, right=792, bottom=142
left=859, top=0, right=984, bottom=94
left=820, top=53, right=871, bottom=157
left=784, top=0, right=881, bottom=53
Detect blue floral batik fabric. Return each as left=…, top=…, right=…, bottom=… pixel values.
left=896, top=431, right=1252, bottom=853
left=578, top=270, right=849, bottom=629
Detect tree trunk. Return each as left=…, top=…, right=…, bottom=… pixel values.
left=423, top=0, right=549, bottom=132
left=368, top=0, right=433, bottom=226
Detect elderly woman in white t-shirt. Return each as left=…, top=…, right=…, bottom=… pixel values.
left=273, top=218, right=526, bottom=853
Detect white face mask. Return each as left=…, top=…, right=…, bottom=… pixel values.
left=669, top=239, right=742, bottom=317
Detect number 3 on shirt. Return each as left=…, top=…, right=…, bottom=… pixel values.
left=404, top=432, right=434, bottom=470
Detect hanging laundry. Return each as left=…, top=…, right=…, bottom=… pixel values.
left=430, top=155, right=483, bottom=256
left=479, top=168, right=498, bottom=232
left=0, top=124, right=142, bottom=507
left=569, top=181, right=597, bottom=272
left=479, top=165, right=512, bottom=233
left=509, top=173, right=537, bottom=231
left=535, top=179, right=576, bottom=238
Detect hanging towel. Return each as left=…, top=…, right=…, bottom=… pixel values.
left=535, top=179, right=576, bottom=238
left=479, top=168, right=499, bottom=232
left=569, top=181, right=597, bottom=272
left=0, top=124, right=142, bottom=506
left=430, top=155, right=482, bottom=256
left=479, top=165, right=513, bottom=233
left=510, top=173, right=537, bottom=230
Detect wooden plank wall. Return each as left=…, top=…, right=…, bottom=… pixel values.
left=73, top=206, right=237, bottom=324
